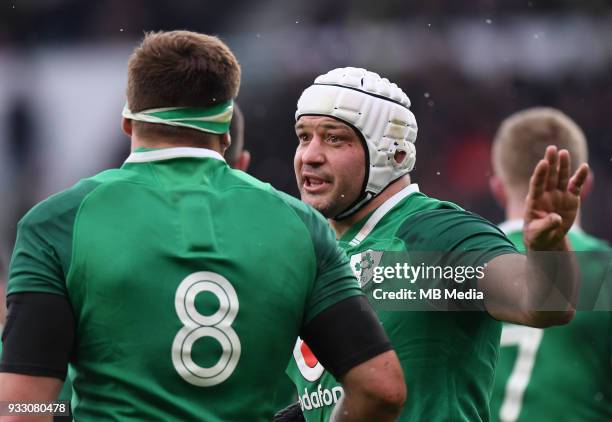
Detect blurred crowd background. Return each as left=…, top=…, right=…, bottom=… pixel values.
left=1, top=0, right=611, bottom=265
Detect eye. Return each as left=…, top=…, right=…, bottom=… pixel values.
left=297, top=133, right=309, bottom=143
left=327, top=135, right=340, bottom=143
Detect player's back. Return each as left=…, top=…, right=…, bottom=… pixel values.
left=28, top=148, right=334, bottom=421
left=490, top=226, right=612, bottom=422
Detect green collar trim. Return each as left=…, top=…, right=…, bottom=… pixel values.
left=345, top=184, right=421, bottom=247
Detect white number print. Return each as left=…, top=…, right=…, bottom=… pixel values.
left=499, top=325, right=543, bottom=422
left=172, top=271, right=241, bottom=387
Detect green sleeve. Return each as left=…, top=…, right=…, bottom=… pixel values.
left=7, top=180, right=98, bottom=297
left=304, top=211, right=363, bottom=323
left=278, top=192, right=363, bottom=324
left=399, top=209, right=518, bottom=267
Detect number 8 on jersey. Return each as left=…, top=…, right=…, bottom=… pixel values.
left=172, top=271, right=241, bottom=387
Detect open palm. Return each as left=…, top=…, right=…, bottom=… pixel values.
left=523, top=146, right=589, bottom=251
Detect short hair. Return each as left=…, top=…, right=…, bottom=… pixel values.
left=226, top=103, right=245, bottom=166
left=126, top=30, right=241, bottom=139
left=492, top=107, right=587, bottom=189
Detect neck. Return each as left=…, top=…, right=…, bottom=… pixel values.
left=330, top=175, right=412, bottom=238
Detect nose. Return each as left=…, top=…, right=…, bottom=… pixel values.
left=300, top=136, right=326, bottom=166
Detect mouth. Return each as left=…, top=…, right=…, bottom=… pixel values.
left=302, top=174, right=331, bottom=194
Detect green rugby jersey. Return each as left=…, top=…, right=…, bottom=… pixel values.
left=490, top=220, right=612, bottom=422
left=286, top=184, right=517, bottom=421
left=7, top=147, right=362, bottom=421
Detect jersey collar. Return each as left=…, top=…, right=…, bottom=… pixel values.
left=348, top=184, right=420, bottom=247
left=498, top=218, right=583, bottom=235
left=125, top=147, right=226, bottom=164
left=497, top=219, right=523, bottom=235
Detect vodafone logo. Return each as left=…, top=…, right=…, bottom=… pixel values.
left=292, top=337, right=324, bottom=382
left=301, top=341, right=318, bottom=368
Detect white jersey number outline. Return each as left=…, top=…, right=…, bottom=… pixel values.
left=172, top=271, right=241, bottom=386
left=499, top=325, right=543, bottom=422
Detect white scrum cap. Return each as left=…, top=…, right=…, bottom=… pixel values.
left=296, top=67, right=418, bottom=218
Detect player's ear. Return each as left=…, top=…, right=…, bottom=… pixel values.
left=220, top=133, right=231, bottom=154
left=235, top=150, right=251, bottom=172
left=581, top=168, right=593, bottom=200
left=489, top=174, right=507, bottom=208
left=122, top=117, right=133, bottom=136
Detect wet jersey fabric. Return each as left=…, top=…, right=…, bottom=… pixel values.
left=490, top=220, right=612, bottom=422
left=287, top=184, right=517, bottom=421
left=6, top=147, right=362, bottom=421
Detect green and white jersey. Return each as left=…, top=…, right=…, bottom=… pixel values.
left=7, top=147, right=362, bottom=421
left=286, top=184, right=517, bottom=422
left=490, top=220, right=612, bottom=422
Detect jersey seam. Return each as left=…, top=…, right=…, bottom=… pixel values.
left=265, top=194, right=340, bottom=325
left=271, top=198, right=319, bottom=306
left=145, top=161, right=164, bottom=187
left=65, top=182, right=116, bottom=288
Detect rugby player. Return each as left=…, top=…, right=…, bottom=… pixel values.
left=225, top=102, right=251, bottom=172
left=489, top=107, right=612, bottom=422
left=283, top=67, right=588, bottom=421
left=0, top=34, right=405, bottom=421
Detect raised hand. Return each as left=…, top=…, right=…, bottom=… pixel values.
left=523, top=145, right=589, bottom=251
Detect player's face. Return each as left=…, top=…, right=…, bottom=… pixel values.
left=294, top=116, right=366, bottom=218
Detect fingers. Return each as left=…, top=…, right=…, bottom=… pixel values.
left=525, top=213, right=564, bottom=248
left=545, top=146, right=559, bottom=191
left=528, top=159, right=549, bottom=200
left=568, top=163, right=589, bottom=196
left=528, top=213, right=563, bottom=233
left=557, top=149, right=571, bottom=190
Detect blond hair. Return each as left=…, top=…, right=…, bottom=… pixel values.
left=492, top=107, right=587, bottom=190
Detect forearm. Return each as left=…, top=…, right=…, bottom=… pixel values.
left=0, top=373, right=61, bottom=422
left=523, top=236, right=579, bottom=326
left=329, top=390, right=403, bottom=422
left=482, top=247, right=578, bottom=327
left=0, top=414, right=53, bottom=422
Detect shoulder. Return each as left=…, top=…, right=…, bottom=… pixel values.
left=20, top=169, right=137, bottom=226
left=223, top=167, right=271, bottom=190
left=19, top=178, right=104, bottom=230
left=217, top=169, right=333, bottom=244
left=217, top=168, right=311, bottom=220
left=222, top=168, right=314, bottom=220
left=9, top=172, right=123, bottom=296
left=272, top=189, right=327, bottom=225
left=269, top=190, right=335, bottom=250
left=221, top=169, right=329, bottom=230
left=400, top=192, right=464, bottom=215
left=397, top=206, right=504, bottom=239
left=569, top=230, right=612, bottom=252
left=396, top=200, right=513, bottom=252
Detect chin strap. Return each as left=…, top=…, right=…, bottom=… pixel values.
left=333, top=192, right=374, bottom=220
